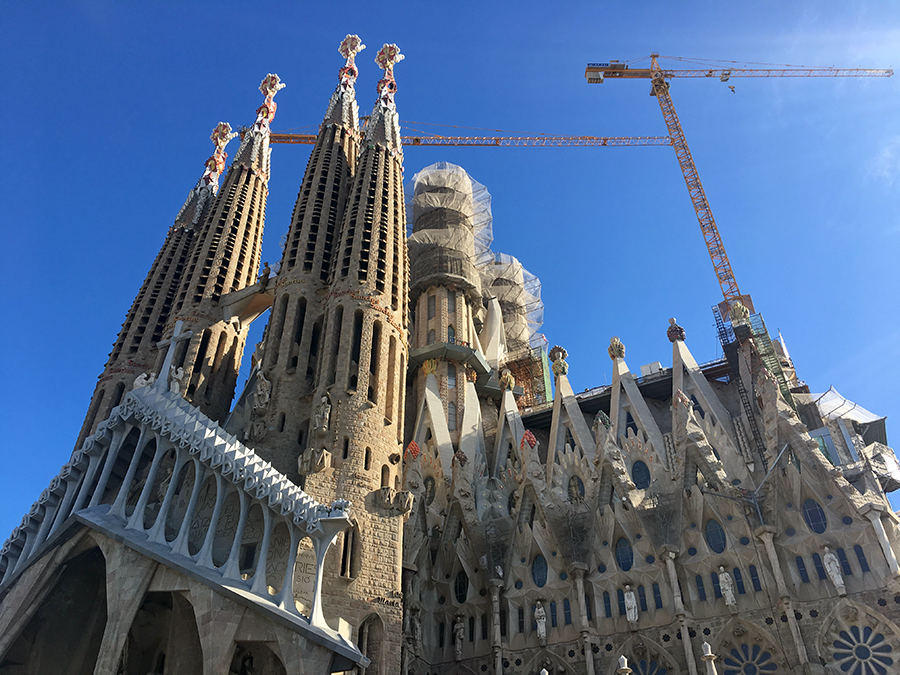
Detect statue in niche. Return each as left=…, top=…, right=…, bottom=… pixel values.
left=624, top=585, right=639, bottom=625
left=169, top=365, right=185, bottom=394
left=410, top=610, right=423, bottom=655
left=315, top=396, right=331, bottom=432
left=823, top=546, right=847, bottom=596
left=718, top=566, right=737, bottom=611
left=454, top=615, right=465, bottom=660
left=254, top=371, right=271, bottom=411
left=534, top=601, right=547, bottom=644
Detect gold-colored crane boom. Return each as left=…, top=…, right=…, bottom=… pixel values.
left=586, top=54, right=893, bottom=306
left=270, top=133, right=672, bottom=147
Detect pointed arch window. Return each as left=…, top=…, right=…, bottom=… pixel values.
left=802, top=498, right=828, bottom=534
left=837, top=548, right=853, bottom=576
left=854, top=545, right=870, bottom=573
left=625, top=411, right=638, bottom=436
left=749, top=565, right=762, bottom=592
left=733, top=568, right=746, bottom=594
left=695, top=575, right=707, bottom=601
left=603, top=591, right=612, bottom=618
left=812, top=552, right=827, bottom=580
left=615, top=537, right=634, bottom=571
left=568, top=475, right=585, bottom=502
left=704, top=519, right=727, bottom=553
left=427, top=294, right=435, bottom=320
left=448, top=291, right=456, bottom=314
left=447, top=363, right=456, bottom=389
left=638, top=585, right=648, bottom=611
left=631, top=461, right=651, bottom=489
left=563, top=598, right=572, bottom=625
left=796, top=556, right=810, bottom=583
left=448, top=325, right=456, bottom=344
left=652, top=583, right=663, bottom=609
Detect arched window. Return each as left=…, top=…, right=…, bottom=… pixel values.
left=448, top=325, right=456, bottom=344
left=531, top=555, right=548, bottom=587
left=340, top=525, right=361, bottom=578
left=631, top=461, right=651, bottom=489
left=454, top=571, right=469, bottom=603
left=615, top=537, right=634, bottom=571
left=447, top=363, right=456, bottom=389
left=854, top=545, right=870, bottom=573
left=749, top=565, right=762, bottom=592
left=603, top=591, right=612, bottom=618
left=448, top=291, right=456, bottom=314
left=638, top=585, right=648, bottom=611
left=448, top=402, right=457, bottom=431
left=563, top=598, right=572, bottom=625
left=364, top=447, right=371, bottom=471
left=652, top=583, right=663, bottom=609
left=704, top=519, right=727, bottom=553
left=802, top=498, right=828, bottom=534
left=796, top=556, right=810, bottom=583
left=381, top=465, right=390, bottom=488
left=695, top=575, right=707, bottom=601
left=812, top=552, right=827, bottom=580
left=711, top=573, right=722, bottom=598
left=733, top=568, right=746, bottom=594
left=427, top=294, right=435, bottom=320
left=616, top=589, right=626, bottom=616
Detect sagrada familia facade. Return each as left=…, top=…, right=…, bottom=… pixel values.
left=2, top=36, right=900, bottom=675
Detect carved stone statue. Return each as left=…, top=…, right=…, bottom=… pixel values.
left=315, top=396, right=331, bottom=432
left=718, top=566, right=737, bottom=611
left=823, top=546, right=847, bottom=596
left=534, top=601, right=547, bottom=644
left=257, top=262, right=271, bottom=288
left=453, top=615, right=465, bottom=660
left=410, top=610, right=422, bottom=655
left=133, top=372, right=155, bottom=389
left=499, top=368, right=515, bottom=391
left=254, top=371, right=271, bottom=411
left=299, top=447, right=330, bottom=475
left=624, top=585, right=639, bottom=625
left=169, top=366, right=185, bottom=394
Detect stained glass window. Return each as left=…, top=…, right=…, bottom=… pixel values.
left=802, top=499, right=828, bottom=534
left=705, top=519, right=727, bottom=553
left=615, top=537, right=634, bottom=571
left=531, top=555, right=548, bottom=587
left=632, top=461, right=651, bottom=489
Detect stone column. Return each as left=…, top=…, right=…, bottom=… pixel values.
left=679, top=619, right=699, bottom=675
left=490, top=580, right=503, bottom=675
left=662, top=547, right=685, bottom=615
left=754, top=526, right=789, bottom=597
left=779, top=597, right=809, bottom=666
left=862, top=504, right=900, bottom=576
left=701, top=642, right=718, bottom=675
left=572, top=565, right=595, bottom=675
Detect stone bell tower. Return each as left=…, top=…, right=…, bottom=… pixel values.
left=301, top=44, right=410, bottom=675
left=74, top=122, right=237, bottom=449
left=248, top=36, right=364, bottom=481
left=165, top=74, right=285, bottom=422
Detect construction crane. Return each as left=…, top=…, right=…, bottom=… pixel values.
left=584, top=54, right=893, bottom=308
left=270, top=133, right=672, bottom=147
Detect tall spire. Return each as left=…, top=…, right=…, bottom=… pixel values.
left=74, top=124, right=236, bottom=448
left=173, top=122, right=238, bottom=229
left=242, top=36, right=366, bottom=476
left=232, top=73, right=285, bottom=178
left=324, top=34, right=365, bottom=129
left=166, top=75, right=283, bottom=421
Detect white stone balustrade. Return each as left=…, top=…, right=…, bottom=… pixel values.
left=0, top=384, right=350, bottom=636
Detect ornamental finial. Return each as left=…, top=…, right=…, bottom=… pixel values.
left=253, top=74, right=286, bottom=134
left=548, top=345, right=568, bottom=376
left=375, top=43, right=404, bottom=105
left=608, top=337, right=625, bottom=360
left=338, top=35, right=366, bottom=75
left=201, top=122, right=238, bottom=191
left=667, top=317, right=686, bottom=343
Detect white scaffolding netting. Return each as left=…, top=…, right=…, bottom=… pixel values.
left=406, top=162, right=544, bottom=351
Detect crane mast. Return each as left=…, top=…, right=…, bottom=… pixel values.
left=586, top=54, right=893, bottom=308
left=647, top=54, right=743, bottom=304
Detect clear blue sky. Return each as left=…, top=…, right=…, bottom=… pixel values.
left=2, top=2, right=899, bottom=537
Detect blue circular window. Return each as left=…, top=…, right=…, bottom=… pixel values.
left=598, top=564, right=607, bottom=573
left=803, top=499, right=827, bottom=534
left=532, top=555, right=548, bottom=587
left=843, top=516, right=853, bottom=526
left=688, top=547, right=697, bottom=556
left=705, top=519, right=727, bottom=554
left=740, top=536, right=750, bottom=546
left=615, top=538, right=634, bottom=571
left=632, top=461, right=651, bottom=489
